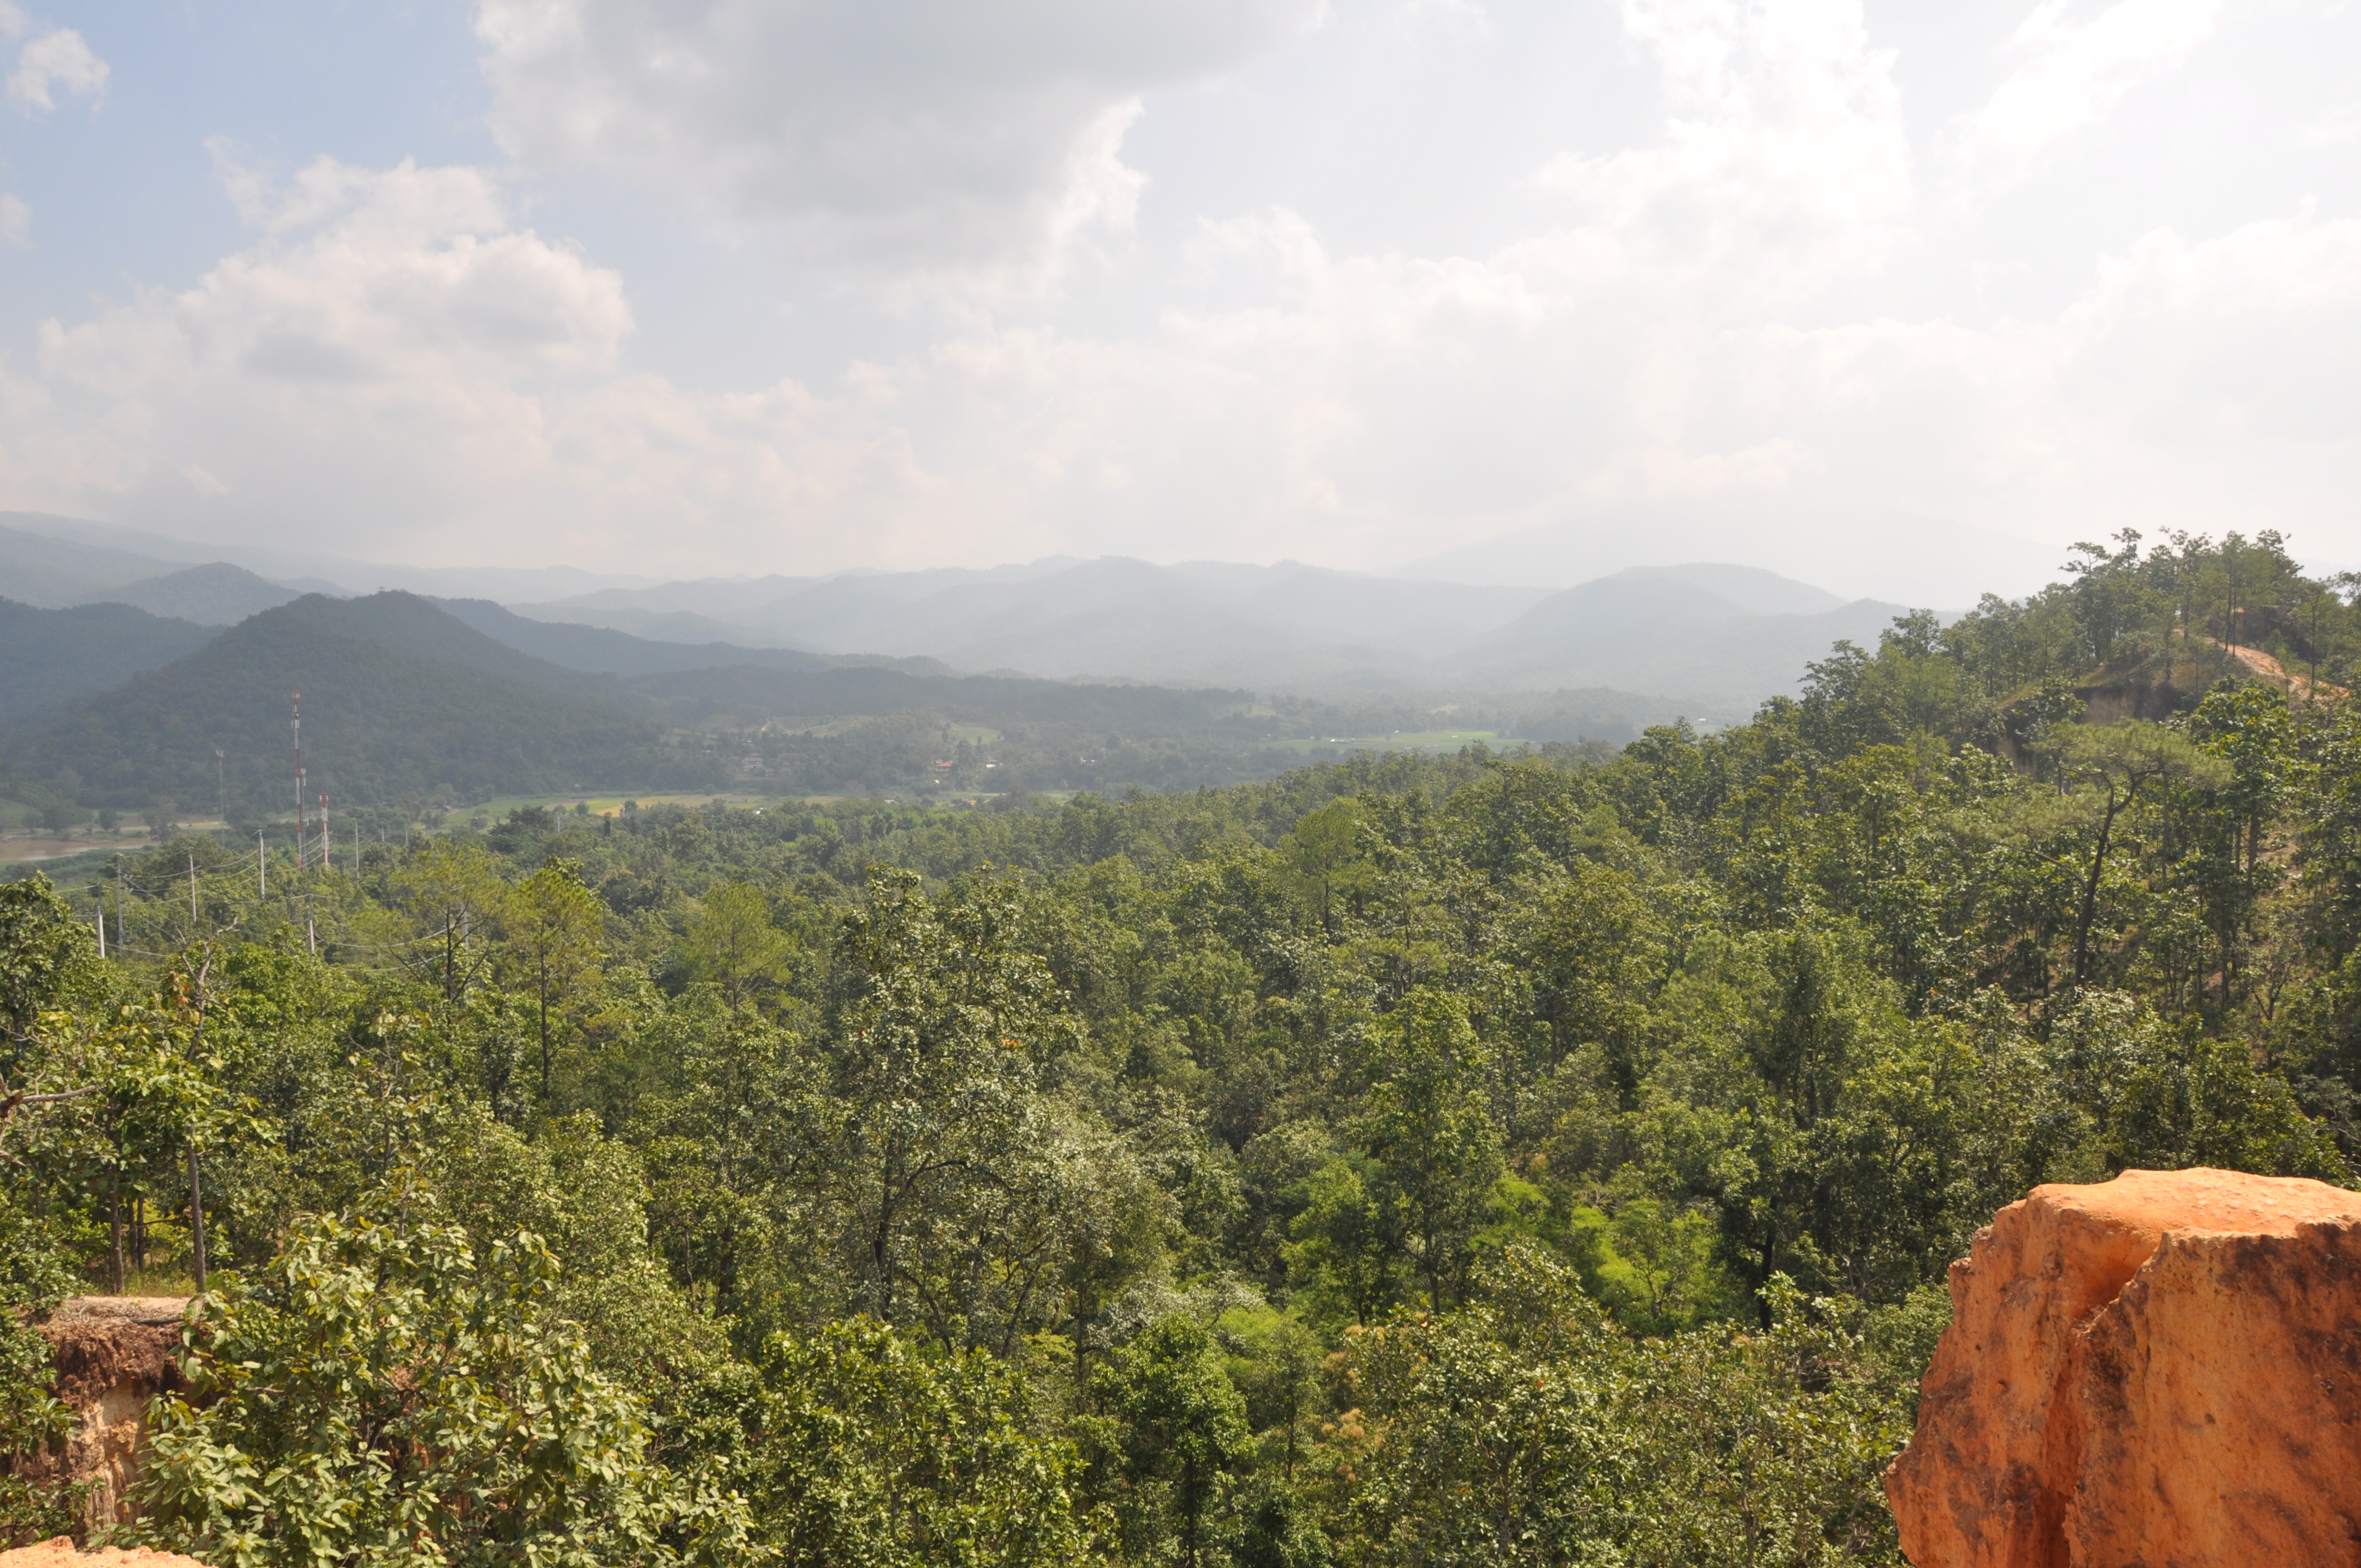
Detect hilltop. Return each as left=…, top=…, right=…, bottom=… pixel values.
left=0, top=592, right=695, bottom=813
left=103, top=562, right=298, bottom=625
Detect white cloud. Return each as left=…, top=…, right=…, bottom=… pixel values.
left=1963, top=0, right=2222, bottom=188
left=8, top=25, right=106, bottom=113
left=0, top=192, right=27, bottom=249
left=472, top=0, right=1323, bottom=283
left=2297, top=102, right=2361, bottom=151
left=1, top=0, right=2358, bottom=579
left=2, top=156, right=633, bottom=549
left=15, top=161, right=2352, bottom=578
left=1532, top=0, right=1911, bottom=307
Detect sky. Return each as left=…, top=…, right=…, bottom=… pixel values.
left=0, top=0, right=2354, bottom=586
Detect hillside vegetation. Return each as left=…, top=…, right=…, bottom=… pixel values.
left=0, top=599, right=217, bottom=725
left=3, top=591, right=1613, bottom=817
left=0, top=529, right=2352, bottom=1565
left=1, top=592, right=695, bottom=814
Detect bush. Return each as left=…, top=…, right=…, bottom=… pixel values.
left=130, top=1211, right=738, bottom=1568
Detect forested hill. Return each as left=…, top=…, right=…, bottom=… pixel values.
left=0, top=597, right=216, bottom=723
left=0, top=591, right=699, bottom=812
left=0, top=590, right=1287, bottom=812
left=0, top=529, right=2352, bottom=1565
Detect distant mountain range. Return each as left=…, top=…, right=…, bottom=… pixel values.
left=0, top=520, right=300, bottom=624
left=1437, top=569, right=1902, bottom=701
left=1391, top=502, right=2061, bottom=606
left=513, top=558, right=1906, bottom=709
left=4, top=514, right=1947, bottom=718
left=0, top=512, right=649, bottom=604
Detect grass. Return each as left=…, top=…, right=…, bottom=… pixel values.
left=110, top=1265, right=200, bottom=1298
left=1, top=835, right=164, bottom=867
left=1268, top=729, right=1504, bottom=755
left=1, top=845, right=133, bottom=880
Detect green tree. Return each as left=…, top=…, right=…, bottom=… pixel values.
left=133, top=1209, right=732, bottom=1568
left=1277, top=801, right=1378, bottom=933
left=1355, top=989, right=1503, bottom=1310
left=1285, top=1157, right=1401, bottom=1328
left=820, top=869, right=1066, bottom=1352
left=0, top=874, right=94, bottom=1047
left=1091, top=1314, right=1252, bottom=1568
left=388, top=842, right=508, bottom=1005
left=682, top=881, right=793, bottom=1010
left=1325, top=1243, right=1632, bottom=1566
left=504, top=860, right=605, bottom=1098
left=2055, top=722, right=2227, bottom=988
left=1328, top=1244, right=1912, bottom=1568
left=1515, top=862, right=1664, bottom=1091
left=749, top=1317, right=1092, bottom=1568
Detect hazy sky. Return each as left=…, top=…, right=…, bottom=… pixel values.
left=0, top=0, right=2354, bottom=581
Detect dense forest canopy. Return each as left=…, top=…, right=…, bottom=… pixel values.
left=0, top=530, right=2356, bottom=1566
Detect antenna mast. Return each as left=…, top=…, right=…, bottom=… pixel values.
left=292, top=691, right=307, bottom=870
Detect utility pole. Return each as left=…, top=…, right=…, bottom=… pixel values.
left=188, top=851, right=198, bottom=924
left=115, top=863, right=125, bottom=953
left=95, top=905, right=105, bottom=959
left=258, top=831, right=267, bottom=896
left=292, top=692, right=306, bottom=870
left=214, top=748, right=225, bottom=824
left=319, top=793, right=330, bottom=875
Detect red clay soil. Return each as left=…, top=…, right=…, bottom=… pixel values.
left=1885, top=1167, right=2361, bottom=1567
left=18, top=1300, right=190, bottom=1536
left=0, top=1543, right=203, bottom=1568
left=36, top=1302, right=185, bottom=1413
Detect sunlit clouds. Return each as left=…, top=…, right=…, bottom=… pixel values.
left=0, top=0, right=2354, bottom=585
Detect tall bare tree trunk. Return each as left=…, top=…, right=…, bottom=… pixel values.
left=188, top=1148, right=208, bottom=1292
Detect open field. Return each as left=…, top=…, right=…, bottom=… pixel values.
left=2, top=839, right=159, bottom=865
left=451, top=791, right=778, bottom=828
left=1267, top=729, right=1505, bottom=755
left=2, top=831, right=174, bottom=864
left=1, top=845, right=143, bottom=881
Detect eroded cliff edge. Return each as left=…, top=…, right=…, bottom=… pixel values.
left=1885, top=1166, right=2361, bottom=1567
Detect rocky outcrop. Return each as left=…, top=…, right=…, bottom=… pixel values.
left=1885, top=1167, right=2361, bottom=1567
left=22, top=1299, right=188, bottom=1536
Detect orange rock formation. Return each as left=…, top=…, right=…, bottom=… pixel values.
left=0, top=1539, right=200, bottom=1567
left=19, top=1298, right=188, bottom=1536
left=1885, top=1167, right=2361, bottom=1567
left=0, top=1542, right=202, bottom=1568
